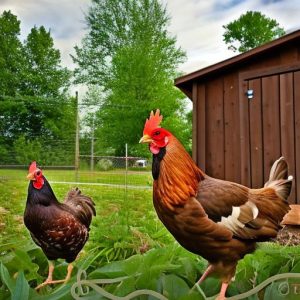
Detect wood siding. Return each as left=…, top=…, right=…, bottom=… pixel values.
left=240, top=65, right=300, bottom=204
left=183, top=33, right=300, bottom=204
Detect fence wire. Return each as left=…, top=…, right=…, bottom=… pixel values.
left=0, top=154, right=152, bottom=191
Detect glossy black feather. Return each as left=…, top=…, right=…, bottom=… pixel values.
left=152, top=147, right=166, bottom=180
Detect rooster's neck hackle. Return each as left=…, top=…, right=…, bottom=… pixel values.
left=154, top=136, right=204, bottom=210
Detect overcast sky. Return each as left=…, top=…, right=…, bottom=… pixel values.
left=1, top=0, right=299, bottom=75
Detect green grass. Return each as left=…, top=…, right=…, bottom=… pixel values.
left=1, top=169, right=300, bottom=299
left=0, top=168, right=153, bottom=186
left=0, top=168, right=176, bottom=298
left=0, top=168, right=169, bottom=250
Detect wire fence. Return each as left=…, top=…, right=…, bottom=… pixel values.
left=0, top=155, right=152, bottom=190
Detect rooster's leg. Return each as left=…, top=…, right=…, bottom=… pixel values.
left=216, top=282, right=229, bottom=300
left=197, top=265, right=213, bottom=284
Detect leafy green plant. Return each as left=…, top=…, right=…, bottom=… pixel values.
left=2, top=169, right=300, bottom=299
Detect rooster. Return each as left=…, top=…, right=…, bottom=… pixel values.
left=24, top=161, right=96, bottom=290
left=139, top=110, right=292, bottom=300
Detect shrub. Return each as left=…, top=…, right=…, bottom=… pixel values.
left=96, top=158, right=113, bottom=171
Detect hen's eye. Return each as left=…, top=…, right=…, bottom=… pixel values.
left=36, top=171, right=41, bottom=176
left=154, top=131, right=160, bottom=136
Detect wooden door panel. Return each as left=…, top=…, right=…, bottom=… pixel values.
left=241, top=66, right=300, bottom=204
left=248, top=78, right=263, bottom=188
left=261, top=75, right=281, bottom=182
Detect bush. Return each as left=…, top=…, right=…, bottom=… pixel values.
left=13, top=136, right=42, bottom=164
left=96, top=158, right=113, bottom=171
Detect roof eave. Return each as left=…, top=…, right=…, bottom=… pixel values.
left=175, top=29, right=300, bottom=99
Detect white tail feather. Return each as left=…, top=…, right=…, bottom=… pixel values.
left=264, top=157, right=293, bottom=201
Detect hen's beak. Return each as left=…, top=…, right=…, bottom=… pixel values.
left=27, top=172, right=35, bottom=180
left=139, top=134, right=152, bottom=144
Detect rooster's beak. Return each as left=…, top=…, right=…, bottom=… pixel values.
left=27, top=172, right=35, bottom=180
left=139, top=134, right=152, bottom=144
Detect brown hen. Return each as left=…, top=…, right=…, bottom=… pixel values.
left=140, top=110, right=292, bottom=299
left=24, top=161, right=96, bottom=290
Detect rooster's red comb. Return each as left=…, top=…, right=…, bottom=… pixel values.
left=28, top=161, right=37, bottom=173
left=143, top=109, right=163, bottom=136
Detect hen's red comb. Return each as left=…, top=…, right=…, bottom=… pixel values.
left=143, top=109, right=163, bottom=135
left=28, top=161, right=37, bottom=173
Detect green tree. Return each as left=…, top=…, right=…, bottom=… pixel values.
left=0, top=10, right=25, bottom=95
left=73, top=0, right=187, bottom=156
left=22, top=26, right=71, bottom=97
left=223, top=11, right=285, bottom=53
left=0, top=12, right=74, bottom=165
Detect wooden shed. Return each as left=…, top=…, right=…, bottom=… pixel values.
left=175, top=30, right=300, bottom=204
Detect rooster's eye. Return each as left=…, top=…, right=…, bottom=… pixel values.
left=36, top=171, right=41, bottom=176
left=154, top=131, right=160, bottom=136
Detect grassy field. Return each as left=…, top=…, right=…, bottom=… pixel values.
left=1, top=169, right=300, bottom=299
left=0, top=168, right=169, bottom=250
left=0, top=168, right=153, bottom=186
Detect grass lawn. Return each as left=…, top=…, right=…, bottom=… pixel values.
left=1, top=168, right=300, bottom=299
left=0, top=168, right=153, bottom=186
left=0, top=168, right=170, bottom=250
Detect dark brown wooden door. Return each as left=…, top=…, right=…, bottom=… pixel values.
left=241, top=69, right=300, bottom=204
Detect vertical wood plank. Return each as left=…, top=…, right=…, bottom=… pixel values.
left=192, top=82, right=198, bottom=163
left=239, top=79, right=251, bottom=186
left=224, top=74, right=241, bottom=183
left=205, top=78, right=224, bottom=179
left=294, top=71, right=300, bottom=204
left=280, top=73, right=296, bottom=203
left=262, top=75, right=281, bottom=182
left=197, top=84, right=206, bottom=171
left=249, top=78, right=264, bottom=188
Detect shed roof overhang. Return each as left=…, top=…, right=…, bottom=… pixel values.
left=175, top=29, right=300, bottom=99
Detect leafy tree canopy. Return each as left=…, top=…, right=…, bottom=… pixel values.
left=0, top=10, right=25, bottom=95
left=73, top=0, right=189, bottom=156
left=223, top=11, right=285, bottom=53
left=0, top=11, right=74, bottom=165
left=22, top=26, right=71, bottom=97
left=73, top=0, right=185, bottom=86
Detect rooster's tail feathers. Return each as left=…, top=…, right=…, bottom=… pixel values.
left=264, top=157, right=293, bottom=201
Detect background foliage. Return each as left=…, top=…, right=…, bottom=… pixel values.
left=0, top=11, right=74, bottom=166
left=73, top=0, right=190, bottom=157
left=223, top=11, right=285, bottom=53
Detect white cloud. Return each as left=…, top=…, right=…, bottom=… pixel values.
left=0, top=0, right=299, bottom=76
left=165, top=0, right=300, bottom=73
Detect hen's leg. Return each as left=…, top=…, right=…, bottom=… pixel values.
left=197, top=265, right=213, bottom=284
left=46, top=263, right=74, bottom=284
left=35, top=261, right=55, bottom=290
left=36, top=263, right=73, bottom=290
left=216, top=282, right=229, bottom=300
